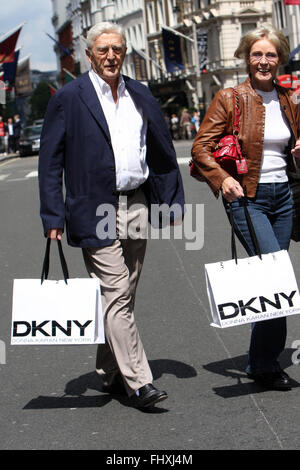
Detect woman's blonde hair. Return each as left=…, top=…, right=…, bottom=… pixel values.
left=234, top=24, right=290, bottom=73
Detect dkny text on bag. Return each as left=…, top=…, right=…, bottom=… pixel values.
left=11, top=239, right=105, bottom=345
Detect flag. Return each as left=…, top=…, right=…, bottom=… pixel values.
left=0, top=26, right=22, bottom=63
left=46, top=32, right=72, bottom=57
left=48, top=83, right=58, bottom=96
left=63, top=68, right=76, bottom=84
left=15, top=56, right=32, bottom=95
left=132, top=48, right=147, bottom=81
left=197, top=32, right=208, bottom=72
left=162, top=28, right=184, bottom=74
left=2, top=49, right=20, bottom=84
left=290, top=43, right=300, bottom=60
left=284, top=0, right=300, bottom=4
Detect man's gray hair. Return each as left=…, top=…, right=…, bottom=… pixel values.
left=86, top=22, right=127, bottom=50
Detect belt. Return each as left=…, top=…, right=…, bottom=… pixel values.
left=116, top=188, right=139, bottom=197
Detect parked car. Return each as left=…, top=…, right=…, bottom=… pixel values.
left=33, top=119, right=44, bottom=126
left=19, top=124, right=43, bottom=157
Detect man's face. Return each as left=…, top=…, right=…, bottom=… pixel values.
left=86, top=32, right=126, bottom=85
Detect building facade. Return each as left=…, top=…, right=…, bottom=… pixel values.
left=143, top=0, right=274, bottom=114
left=50, top=1, right=300, bottom=112
left=273, top=0, right=300, bottom=81
left=50, top=0, right=147, bottom=83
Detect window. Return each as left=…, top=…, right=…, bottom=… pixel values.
left=241, top=23, right=257, bottom=36
left=147, top=2, right=156, bottom=33
left=275, top=1, right=286, bottom=29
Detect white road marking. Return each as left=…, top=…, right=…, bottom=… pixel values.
left=177, top=157, right=190, bottom=165
left=26, top=171, right=38, bottom=178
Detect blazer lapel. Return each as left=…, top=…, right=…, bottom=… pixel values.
left=78, top=73, right=111, bottom=141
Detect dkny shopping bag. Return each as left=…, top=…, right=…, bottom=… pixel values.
left=205, top=202, right=300, bottom=328
left=11, top=239, right=105, bottom=345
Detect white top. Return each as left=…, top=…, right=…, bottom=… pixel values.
left=89, top=69, right=149, bottom=191
left=8, top=123, right=14, bottom=136
left=256, top=88, right=291, bottom=183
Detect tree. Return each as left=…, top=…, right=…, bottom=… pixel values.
left=29, top=81, right=51, bottom=123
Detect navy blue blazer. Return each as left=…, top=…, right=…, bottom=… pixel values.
left=39, top=72, right=185, bottom=247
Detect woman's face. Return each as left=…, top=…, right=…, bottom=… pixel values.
left=248, top=38, right=280, bottom=91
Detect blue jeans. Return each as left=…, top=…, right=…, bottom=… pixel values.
left=223, top=182, right=293, bottom=373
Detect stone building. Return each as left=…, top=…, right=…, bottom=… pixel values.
left=50, top=0, right=146, bottom=84
left=143, top=1, right=273, bottom=114
left=273, top=0, right=300, bottom=84
left=50, top=1, right=300, bottom=112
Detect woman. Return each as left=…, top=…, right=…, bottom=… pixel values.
left=192, top=25, right=300, bottom=391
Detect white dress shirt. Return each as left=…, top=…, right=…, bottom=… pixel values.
left=89, top=69, right=149, bottom=191
left=256, top=88, right=291, bottom=183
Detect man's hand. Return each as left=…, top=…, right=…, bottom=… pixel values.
left=46, top=228, right=63, bottom=240
left=170, top=214, right=184, bottom=226
left=291, top=139, right=300, bottom=161
left=221, top=176, right=244, bottom=203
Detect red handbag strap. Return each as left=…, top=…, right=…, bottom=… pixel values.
left=232, top=88, right=242, bottom=158
left=232, top=88, right=240, bottom=135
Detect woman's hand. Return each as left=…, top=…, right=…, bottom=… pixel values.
left=291, top=139, right=300, bottom=160
left=221, top=177, right=244, bottom=202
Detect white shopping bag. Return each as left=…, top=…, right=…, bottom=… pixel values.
left=11, top=278, right=105, bottom=345
left=11, top=239, right=105, bottom=345
left=205, top=250, right=300, bottom=328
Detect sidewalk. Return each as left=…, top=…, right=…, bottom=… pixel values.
left=0, top=152, right=19, bottom=163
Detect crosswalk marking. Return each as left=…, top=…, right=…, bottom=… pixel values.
left=0, top=170, right=38, bottom=183
left=177, top=157, right=190, bottom=165
left=26, top=171, right=38, bottom=178
left=2, top=163, right=190, bottom=182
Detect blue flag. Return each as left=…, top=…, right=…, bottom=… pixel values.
left=162, top=28, right=184, bottom=73
left=46, top=32, right=72, bottom=57
left=2, top=49, right=20, bottom=83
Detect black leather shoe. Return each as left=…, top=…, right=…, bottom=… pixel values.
left=134, top=384, right=168, bottom=408
left=247, top=369, right=292, bottom=391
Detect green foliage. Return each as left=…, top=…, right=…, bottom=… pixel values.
left=29, top=81, right=51, bottom=123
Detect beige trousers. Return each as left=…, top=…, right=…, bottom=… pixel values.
left=82, top=189, right=153, bottom=396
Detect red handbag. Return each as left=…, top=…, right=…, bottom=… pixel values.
left=190, top=88, right=247, bottom=180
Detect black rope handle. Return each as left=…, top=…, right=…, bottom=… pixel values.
left=41, top=238, right=69, bottom=284
left=229, top=198, right=262, bottom=263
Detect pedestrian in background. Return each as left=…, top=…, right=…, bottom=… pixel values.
left=164, top=113, right=171, bottom=133
left=191, top=111, right=200, bottom=138
left=39, top=21, right=184, bottom=409
left=170, top=113, right=179, bottom=140
left=13, top=114, right=21, bottom=155
left=180, top=108, right=192, bottom=140
left=192, top=24, right=300, bottom=391
left=0, top=116, right=7, bottom=155
left=7, top=118, right=15, bottom=154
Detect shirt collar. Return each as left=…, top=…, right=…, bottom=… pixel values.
left=91, top=69, right=128, bottom=97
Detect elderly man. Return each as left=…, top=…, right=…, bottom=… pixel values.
left=38, top=22, right=185, bottom=409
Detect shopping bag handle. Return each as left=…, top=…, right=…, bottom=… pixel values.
left=41, top=238, right=69, bottom=284
left=229, top=197, right=262, bottom=263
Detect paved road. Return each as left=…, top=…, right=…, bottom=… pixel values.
left=1, top=143, right=300, bottom=452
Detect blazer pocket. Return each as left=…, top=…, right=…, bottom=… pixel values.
left=65, top=195, right=91, bottom=240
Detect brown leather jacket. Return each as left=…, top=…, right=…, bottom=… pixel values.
left=191, top=77, right=300, bottom=197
